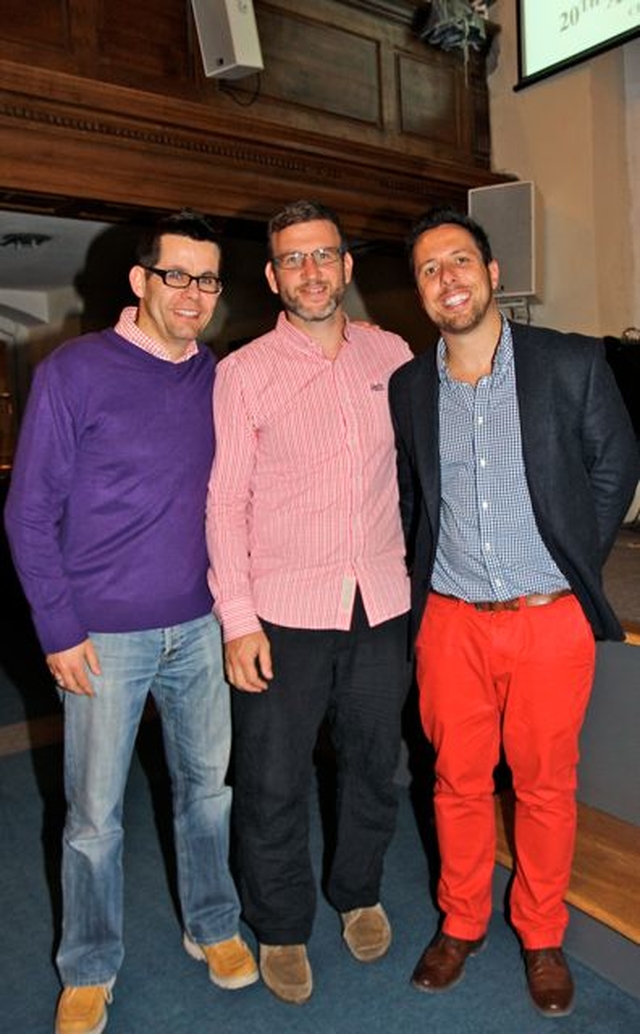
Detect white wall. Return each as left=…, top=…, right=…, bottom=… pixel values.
left=487, top=1, right=639, bottom=336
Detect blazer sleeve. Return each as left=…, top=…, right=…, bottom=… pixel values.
left=582, top=344, right=639, bottom=559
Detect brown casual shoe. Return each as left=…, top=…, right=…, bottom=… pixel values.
left=524, top=948, right=575, bottom=1017
left=411, top=932, right=486, bottom=993
left=55, top=982, right=114, bottom=1034
left=183, top=932, right=259, bottom=990
left=341, top=903, right=392, bottom=962
left=259, top=943, right=313, bottom=1004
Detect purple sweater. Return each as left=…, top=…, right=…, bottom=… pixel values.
left=4, top=329, right=216, bottom=653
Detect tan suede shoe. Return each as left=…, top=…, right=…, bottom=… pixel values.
left=341, top=903, right=392, bottom=962
left=55, top=982, right=113, bottom=1034
left=183, top=932, right=259, bottom=990
left=259, top=943, right=313, bottom=1004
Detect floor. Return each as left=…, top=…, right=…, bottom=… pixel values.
left=0, top=500, right=638, bottom=1029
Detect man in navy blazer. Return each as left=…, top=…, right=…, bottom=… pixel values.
left=389, top=207, right=638, bottom=1017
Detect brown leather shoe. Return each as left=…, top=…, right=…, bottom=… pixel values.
left=411, top=932, right=486, bottom=992
left=524, top=948, right=575, bottom=1017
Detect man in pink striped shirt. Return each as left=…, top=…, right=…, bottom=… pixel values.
left=206, top=200, right=413, bottom=1004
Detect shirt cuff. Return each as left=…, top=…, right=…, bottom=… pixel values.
left=214, top=597, right=263, bottom=643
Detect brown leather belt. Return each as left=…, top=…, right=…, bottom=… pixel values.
left=433, top=590, right=572, bottom=612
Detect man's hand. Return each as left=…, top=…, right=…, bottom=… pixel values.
left=46, top=639, right=101, bottom=697
left=224, top=631, right=273, bottom=692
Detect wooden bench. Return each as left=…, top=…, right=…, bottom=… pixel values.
left=494, top=791, right=640, bottom=945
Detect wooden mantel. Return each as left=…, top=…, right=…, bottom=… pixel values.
left=0, top=0, right=508, bottom=238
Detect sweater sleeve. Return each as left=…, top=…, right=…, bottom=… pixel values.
left=4, top=359, right=87, bottom=653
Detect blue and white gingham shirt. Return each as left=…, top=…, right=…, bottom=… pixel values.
left=431, top=321, right=569, bottom=601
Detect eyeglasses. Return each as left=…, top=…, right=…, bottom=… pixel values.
left=271, top=246, right=345, bottom=271
left=144, top=266, right=223, bottom=294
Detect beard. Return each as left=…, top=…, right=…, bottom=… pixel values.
left=436, top=303, right=488, bottom=336
left=429, top=286, right=493, bottom=337
left=277, top=276, right=347, bottom=324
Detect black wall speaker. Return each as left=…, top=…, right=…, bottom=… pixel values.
left=190, top=0, right=263, bottom=80
left=468, top=181, right=542, bottom=300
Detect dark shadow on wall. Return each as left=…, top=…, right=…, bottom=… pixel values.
left=349, top=240, right=438, bottom=355
left=605, top=335, right=640, bottom=448
left=74, top=221, right=146, bottom=334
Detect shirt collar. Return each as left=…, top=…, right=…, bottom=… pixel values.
left=114, top=306, right=199, bottom=363
left=437, top=316, right=512, bottom=383
left=276, top=309, right=350, bottom=356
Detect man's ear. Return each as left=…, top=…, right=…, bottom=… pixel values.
left=488, top=258, right=500, bottom=292
left=342, top=250, right=354, bottom=285
left=129, top=265, right=146, bottom=301
left=265, top=261, right=280, bottom=296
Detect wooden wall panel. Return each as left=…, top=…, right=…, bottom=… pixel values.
left=0, top=0, right=70, bottom=48
left=471, top=78, right=491, bottom=164
left=94, top=0, right=195, bottom=90
left=254, top=8, right=381, bottom=126
left=0, top=0, right=72, bottom=70
left=397, top=52, right=461, bottom=148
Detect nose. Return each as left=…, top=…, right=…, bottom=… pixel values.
left=300, top=253, right=321, bottom=274
left=439, top=260, right=457, bottom=285
left=183, top=277, right=202, bottom=298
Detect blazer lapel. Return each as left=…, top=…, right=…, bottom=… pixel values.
left=511, top=322, right=553, bottom=498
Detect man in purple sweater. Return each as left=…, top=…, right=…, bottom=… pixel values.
left=4, top=210, right=258, bottom=1034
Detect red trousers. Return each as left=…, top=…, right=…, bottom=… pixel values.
left=415, top=591, right=595, bottom=948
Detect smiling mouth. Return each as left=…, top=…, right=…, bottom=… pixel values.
left=300, top=280, right=328, bottom=293
left=441, top=290, right=470, bottom=309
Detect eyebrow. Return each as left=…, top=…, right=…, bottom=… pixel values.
left=420, top=247, right=476, bottom=263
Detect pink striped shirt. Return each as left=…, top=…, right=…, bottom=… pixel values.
left=114, top=306, right=199, bottom=362
left=206, top=312, right=412, bottom=641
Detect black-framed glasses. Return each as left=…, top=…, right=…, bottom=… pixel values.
left=271, top=246, right=345, bottom=271
left=144, top=266, right=223, bottom=294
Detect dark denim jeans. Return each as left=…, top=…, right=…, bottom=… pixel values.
left=231, top=597, right=410, bottom=944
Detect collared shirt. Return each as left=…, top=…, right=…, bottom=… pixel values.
left=114, top=306, right=198, bottom=362
left=432, top=320, right=569, bottom=601
left=207, top=311, right=412, bottom=641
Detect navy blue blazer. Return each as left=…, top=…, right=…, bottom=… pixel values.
left=389, top=321, right=640, bottom=641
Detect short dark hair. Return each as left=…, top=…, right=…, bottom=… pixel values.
left=407, top=206, right=493, bottom=272
left=135, top=209, right=221, bottom=268
left=267, top=199, right=346, bottom=256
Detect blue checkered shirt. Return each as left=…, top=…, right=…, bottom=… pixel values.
left=431, top=321, right=569, bottom=601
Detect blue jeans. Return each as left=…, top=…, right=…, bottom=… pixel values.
left=56, top=614, right=241, bottom=986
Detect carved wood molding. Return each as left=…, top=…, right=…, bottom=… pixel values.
left=0, top=88, right=486, bottom=184
left=0, top=51, right=506, bottom=237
